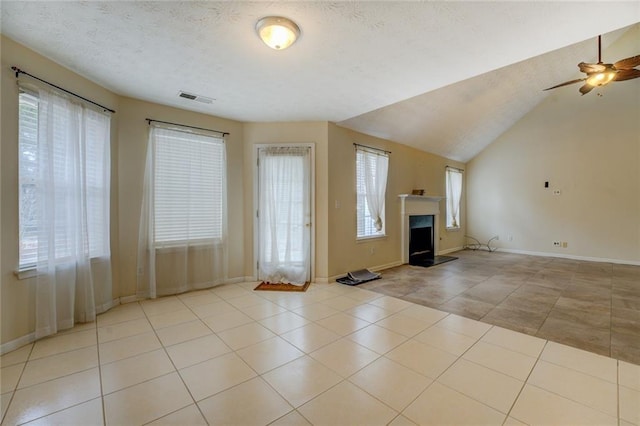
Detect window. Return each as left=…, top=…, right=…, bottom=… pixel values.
left=151, top=126, right=226, bottom=245
left=18, top=92, right=38, bottom=268
left=18, top=89, right=111, bottom=270
left=356, top=146, right=389, bottom=239
left=446, top=167, right=463, bottom=229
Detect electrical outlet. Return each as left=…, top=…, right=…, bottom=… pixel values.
left=369, top=247, right=375, bottom=255
left=508, top=234, right=513, bottom=242
left=562, top=242, right=568, bottom=248
left=553, top=190, right=561, bottom=195
left=553, top=241, right=561, bottom=247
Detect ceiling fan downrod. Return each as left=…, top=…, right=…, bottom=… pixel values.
left=598, top=35, right=602, bottom=64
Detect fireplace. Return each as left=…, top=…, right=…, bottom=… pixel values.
left=399, top=194, right=443, bottom=265
left=409, top=215, right=434, bottom=265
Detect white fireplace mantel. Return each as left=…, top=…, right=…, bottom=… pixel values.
left=399, top=194, right=445, bottom=263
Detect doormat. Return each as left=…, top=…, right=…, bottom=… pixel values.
left=254, top=281, right=311, bottom=292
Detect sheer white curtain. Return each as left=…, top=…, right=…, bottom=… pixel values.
left=258, top=146, right=311, bottom=285
left=446, top=167, right=463, bottom=228
left=362, top=148, right=389, bottom=232
left=29, top=87, right=112, bottom=339
left=137, top=125, right=227, bottom=298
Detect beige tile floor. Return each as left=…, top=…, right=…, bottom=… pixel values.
left=1, top=279, right=639, bottom=425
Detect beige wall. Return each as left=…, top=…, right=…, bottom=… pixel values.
left=327, top=124, right=466, bottom=278
left=467, top=27, right=640, bottom=263
left=116, top=97, right=244, bottom=297
left=242, top=122, right=330, bottom=280
left=1, top=36, right=120, bottom=344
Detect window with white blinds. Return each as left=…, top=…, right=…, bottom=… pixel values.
left=18, top=92, right=39, bottom=268
left=356, top=148, right=388, bottom=238
left=152, top=127, right=226, bottom=245
left=18, top=90, right=111, bottom=269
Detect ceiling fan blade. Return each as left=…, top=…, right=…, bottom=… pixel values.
left=613, top=68, right=640, bottom=81
left=544, top=78, right=586, bottom=91
left=613, top=55, right=640, bottom=70
left=579, top=84, right=594, bottom=95
left=578, top=62, right=606, bottom=73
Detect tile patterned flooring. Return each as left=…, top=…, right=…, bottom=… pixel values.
left=361, top=249, right=640, bottom=365
left=1, top=269, right=639, bottom=425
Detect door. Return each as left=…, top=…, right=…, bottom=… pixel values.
left=256, top=145, right=313, bottom=285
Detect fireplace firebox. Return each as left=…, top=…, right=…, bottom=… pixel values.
left=409, top=215, right=434, bottom=265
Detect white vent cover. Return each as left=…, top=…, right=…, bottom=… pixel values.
left=178, top=91, right=214, bottom=104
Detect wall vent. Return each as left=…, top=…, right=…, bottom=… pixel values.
left=178, top=91, right=214, bottom=104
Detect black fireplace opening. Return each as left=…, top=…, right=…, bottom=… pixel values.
left=408, top=214, right=458, bottom=267
left=409, top=215, right=434, bottom=266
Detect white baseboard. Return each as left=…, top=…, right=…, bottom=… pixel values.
left=369, top=260, right=404, bottom=272
left=498, top=248, right=640, bottom=266
left=0, top=332, right=36, bottom=356
left=223, top=276, right=246, bottom=284
left=119, top=294, right=140, bottom=304
left=438, top=246, right=464, bottom=255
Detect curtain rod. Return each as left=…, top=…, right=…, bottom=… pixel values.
left=353, top=143, right=391, bottom=154
left=146, top=119, right=229, bottom=136
left=446, top=165, right=464, bottom=172
left=11, top=66, right=116, bottom=113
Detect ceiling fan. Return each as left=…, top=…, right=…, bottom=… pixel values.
left=544, top=35, right=640, bottom=95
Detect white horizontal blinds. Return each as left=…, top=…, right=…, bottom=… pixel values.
left=18, top=89, right=111, bottom=269
left=152, top=126, right=225, bottom=245
left=18, top=91, right=39, bottom=268
left=356, top=149, right=374, bottom=237
left=356, top=147, right=388, bottom=238
left=446, top=167, right=463, bottom=228
left=84, top=108, right=111, bottom=257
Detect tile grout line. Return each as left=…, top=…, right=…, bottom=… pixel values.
left=1, top=342, right=35, bottom=425
left=95, top=315, right=106, bottom=426
left=142, top=296, right=212, bottom=425
left=502, top=339, right=550, bottom=424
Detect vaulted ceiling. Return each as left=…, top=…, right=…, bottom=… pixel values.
left=2, top=1, right=638, bottom=162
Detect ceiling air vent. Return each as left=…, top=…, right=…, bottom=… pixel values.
left=178, top=91, right=214, bottom=104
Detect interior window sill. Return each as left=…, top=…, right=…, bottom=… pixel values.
left=14, top=268, right=37, bottom=280
left=356, top=234, right=387, bottom=242
left=446, top=227, right=461, bottom=232
left=14, top=256, right=109, bottom=280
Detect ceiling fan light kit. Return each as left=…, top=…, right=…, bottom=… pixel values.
left=544, top=35, right=640, bottom=95
left=586, top=71, right=616, bottom=87
left=256, top=16, right=300, bottom=50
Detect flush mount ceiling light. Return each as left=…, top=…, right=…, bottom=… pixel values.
left=256, top=16, right=300, bottom=50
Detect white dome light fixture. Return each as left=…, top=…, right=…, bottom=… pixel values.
left=256, top=16, right=300, bottom=50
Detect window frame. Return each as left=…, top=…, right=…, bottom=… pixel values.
left=150, top=126, right=226, bottom=248
left=355, top=147, right=388, bottom=240
left=17, top=88, right=111, bottom=272
left=445, top=167, right=463, bottom=230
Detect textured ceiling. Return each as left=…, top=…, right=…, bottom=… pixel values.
left=1, top=1, right=639, bottom=162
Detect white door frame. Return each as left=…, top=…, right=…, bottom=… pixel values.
left=253, top=143, right=315, bottom=282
